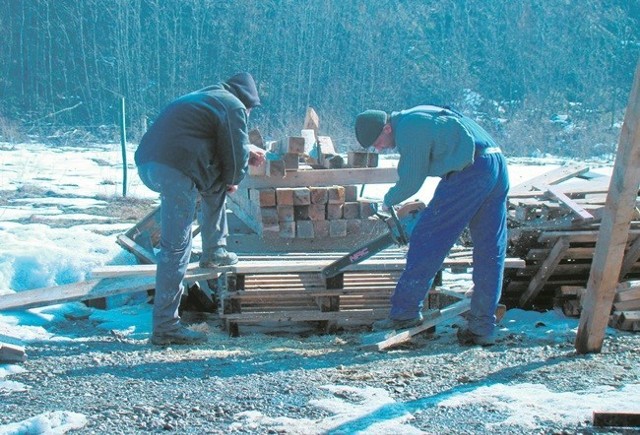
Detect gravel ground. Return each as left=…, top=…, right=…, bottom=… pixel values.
left=1, top=307, right=639, bottom=435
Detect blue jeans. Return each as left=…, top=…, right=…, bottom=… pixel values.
left=137, top=162, right=228, bottom=333
left=390, top=153, right=509, bottom=337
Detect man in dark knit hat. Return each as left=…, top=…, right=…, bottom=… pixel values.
left=354, top=105, right=509, bottom=346
left=135, top=72, right=265, bottom=345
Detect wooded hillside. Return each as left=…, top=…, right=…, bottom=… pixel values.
left=1, top=0, right=639, bottom=157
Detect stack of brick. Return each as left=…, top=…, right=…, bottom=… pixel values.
left=245, top=184, right=379, bottom=239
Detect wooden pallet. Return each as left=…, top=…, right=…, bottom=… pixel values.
left=205, top=252, right=524, bottom=336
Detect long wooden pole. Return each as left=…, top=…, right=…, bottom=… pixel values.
left=575, top=57, right=640, bottom=354
left=120, top=96, right=128, bottom=197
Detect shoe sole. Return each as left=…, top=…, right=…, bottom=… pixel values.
left=199, top=259, right=239, bottom=268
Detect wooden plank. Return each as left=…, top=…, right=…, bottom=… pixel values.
left=620, top=235, right=640, bottom=279
left=222, top=308, right=388, bottom=322
left=0, top=278, right=154, bottom=311
left=593, top=411, right=640, bottom=427
left=225, top=289, right=393, bottom=300
left=538, top=229, right=640, bottom=243
left=615, top=285, right=640, bottom=302
left=303, top=107, right=320, bottom=132
left=508, top=185, right=611, bottom=199
left=612, top=298, right=640, bottom=311
left=533, top=183, right=594, bottom=221
left=123, top=205, right=162, bottom=246
left=576, top=58, right=640, bottom=354
left=360, top=298, right=472, bottom=351
left=0, top=268, right=220, bottom=312
left=241, top=167, right=399, bottom=189
left=510, top=165, right=590, bottom=195
left=92, top=257, right=526, bottom=279
left=519, top=237, right=571, bottom=307
left=0, top=342, right=27, bottom=363
left=616, top=311, right=640, bottom=331
left=116, top=234, right=156, bottom=264
left=225, top=190, right=262, bottom=235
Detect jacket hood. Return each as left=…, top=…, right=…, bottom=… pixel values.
left=224, top=72, right=261, bottom=109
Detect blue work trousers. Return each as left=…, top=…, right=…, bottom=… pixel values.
left=137, top=162, right=228, bottom=334
left=390, top=153, right=509, bottom=337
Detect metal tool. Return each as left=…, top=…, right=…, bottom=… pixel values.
left=321, top=201, right=425, bottom=279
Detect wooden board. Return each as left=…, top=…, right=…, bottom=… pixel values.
left=576, top=58, right=640, bottom=354
left=519, top=237, right=571, bottom=307
left=509, top=165, right=590, bottom=195
left=0, top=267, right=219, bottom=312
left=92, top=256, right=526, bottom=279
left=0, top=342, right=27, bottom=363
left=533, top=183, right=595, bottom=221
left=593, top=411, right=640, bottom=427
left=240, top=167, right=398, bottom=189
left=360, top=298, right=472, bottom=351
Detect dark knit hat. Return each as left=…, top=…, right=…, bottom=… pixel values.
left=225, top=72, right=261, bottom=109
left=355, top=110, right=388, bottom=148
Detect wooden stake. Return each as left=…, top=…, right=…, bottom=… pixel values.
left=576, top=57, right=640, bottom=354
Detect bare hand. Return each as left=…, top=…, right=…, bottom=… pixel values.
left=226, top=184, right=238, bottom=194
left=248, top=148, right=266, bottom=167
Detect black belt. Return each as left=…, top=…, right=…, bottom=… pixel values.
left=475, top=146, right=501, bottom=157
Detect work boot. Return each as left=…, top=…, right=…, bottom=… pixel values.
left=372, top=315, right=423, bottom=331
left=150, top=325, right=207, bottom=346
left=199, top=246, right=239, bottom=268
left=456, top=327, right=495, bottom=347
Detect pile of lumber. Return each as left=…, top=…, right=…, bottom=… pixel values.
left=555, top=281, right=640, bottom=331
left=234, top=108, right=388, bottom=242
left=250, top=107, right=378, bottom=174
left=213, top=251, right=406, bottom=336
left=227, top=184, right=382, bottom=240
left=503, top=164, right=640, bottom=310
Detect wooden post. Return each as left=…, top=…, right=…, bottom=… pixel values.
left=120, top=96, right=128, bottom=198
left=575, top=57, right=640, bottom=354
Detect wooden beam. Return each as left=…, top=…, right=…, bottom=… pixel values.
left=519, top=237, right=570, bottom=307
left=222, top=308, right=389, bottom=323
left=0, top=268, right=220, bottom=312
left=619, top=235, right=640, bottom=279
left=533, top=183, right=594, bottom=221
left=116, top=234, right=156, bottom=264
left=240, top=167, right=398, bottom=189
left=0, top=342, right=27, bottom=363
left=91, top=257, right=526, bottom=279
left=510, top=165, right=590, bottom=195
left=593, top=411, right=640, bottom=428
left=360, top=298, right=471, bottom=351
left=576, top=57, right=640, bottom=354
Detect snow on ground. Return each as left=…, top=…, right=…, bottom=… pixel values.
left=0, top=141, right=636, bottom=434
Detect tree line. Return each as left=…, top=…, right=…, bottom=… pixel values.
left=1, top=0, right=639, bottom=157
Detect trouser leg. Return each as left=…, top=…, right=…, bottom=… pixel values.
left=199, top=188, right=229, bottom=254
left=390, top=154, right=506, bottom=321
left=468, top=154, right=509, bottom=336
left=138, top=162, right=197, bottom=334
left=390, top=178, right=473, bottom=320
